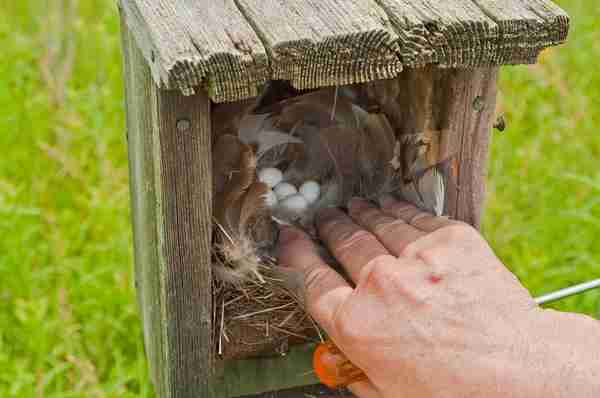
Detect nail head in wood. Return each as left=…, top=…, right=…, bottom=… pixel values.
left=176, top=118, right=191, bottom=133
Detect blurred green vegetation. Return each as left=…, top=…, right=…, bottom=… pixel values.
left=0, top=0, right=598, bottom=396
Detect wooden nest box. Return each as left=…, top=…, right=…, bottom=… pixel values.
left=119, top=0, right=569, bottom=397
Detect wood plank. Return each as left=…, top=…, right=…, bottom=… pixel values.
left=119, top=0, right=269, bottom=102
left=374, top=0, right=569, bottom=67
left=241, top=384, right=352, bottom=398
left=439, top=67, right=499, bottom=228
left=373, top=0, right=500, bottom=67
left=121, top=14, right=170, bottom=396
left=156, top=84, right=213, bottom=398
left=221, top=343, right=318, bottom=397
left=235, top=0, right=404, bottom=90
left=120, top=0, right=568, bottom=102
left=121, top=14, right=215, bottom=398
left=224, top=344, right=350, bottom=397
left=470, top=0, right=570, bottom=64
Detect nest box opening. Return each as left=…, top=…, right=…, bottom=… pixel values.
left=211, top=70, right=451, bottom=360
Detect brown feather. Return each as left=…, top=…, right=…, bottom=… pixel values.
left=215, top=142, right=258, bottom=234
left=270, top=88, right=358, bottom=131
left=213, top=134, right=244, bottom=195
left=362, top=113, right=396, bottom=165
left=239, top=182, right=270, bottom=232
left=212, top=98, right=258, bottom=140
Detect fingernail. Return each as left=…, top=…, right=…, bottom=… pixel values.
left=278, top=226, right=301, bottom=246
left=337, top=205, right=349, bottom=213
left=316, top=206, right=343, bottom=222
left=379, top=194, right=397, bottom=207
left=348, top=197, right=370, bottom=214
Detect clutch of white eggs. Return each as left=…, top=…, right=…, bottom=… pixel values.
left=258, top=167, right=321, bottom=216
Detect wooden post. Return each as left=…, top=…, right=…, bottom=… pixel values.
left=121, top=18, right=214, bottom=398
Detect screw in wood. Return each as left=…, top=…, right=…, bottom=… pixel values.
left=176, top=118, right=191, bottom=133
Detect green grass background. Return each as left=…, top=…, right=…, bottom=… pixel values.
left=0, top=0, right=598, bottom=396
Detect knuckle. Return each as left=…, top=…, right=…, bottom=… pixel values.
left=439, top=223, right=476, bottom=241
left=397, top=239, right=421, bottom=258
left=358, top=207, right=381, bottom=223
left=371, top=217, right=403, bottom=235
left=408, top=211, right=430, bottom=224
left=332, top=308, right=364, bottom=345
left=415, top=247, right=446, bottom=265
left=320, top=217, right=346, bottom=236
left=334, top=228, right=373, bottom=250
left=360, top=256, right=399, bottom=291
left=303, top=266, right=332, bottom=294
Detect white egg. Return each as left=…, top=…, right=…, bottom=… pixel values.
left=299, top=180, right=321, bottom=204
left=279, top=194, right=308, bottom=214
left=264, top=190, right=278, bottom=208
left=273, top=182, right=298, bottom=200
left=258, top=167, right=283, bottom=188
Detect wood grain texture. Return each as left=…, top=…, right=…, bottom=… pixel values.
left=234, top=0, right=403, bottom=90
left=240, top=383, right=352, bottom=398
left=156, top=86, right=213, bottom=398
left=121, top=15, right=214, bottom=398
left=439, top=67, right=499, bottom=228
left=120, top=0, right=568, bottom=102
left=362, top=67, right=498, bottom=228
left=121, top=15, right=167, bottom=396
left=373, top=0, right=500, bottom=67
left=374, top=0, right=569, bottom=67
left=221, top=343, right=320, bottom=397
left=471, top=0, right=570, bottom=64
left=119, top=0, right=269, bottom=102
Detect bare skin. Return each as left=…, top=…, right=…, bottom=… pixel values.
left=277, top=196, right=600, bottom=398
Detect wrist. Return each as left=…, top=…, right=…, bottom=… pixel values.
left=520, top=308, right=600, bottom=397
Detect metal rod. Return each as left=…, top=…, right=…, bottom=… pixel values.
left=535, top=279, right=600, bottom=305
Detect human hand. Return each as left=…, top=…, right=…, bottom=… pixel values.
left=276, top=196, right=600, bottom=398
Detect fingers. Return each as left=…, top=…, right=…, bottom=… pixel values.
left=316, top=208, right=390, bottom=282
left=348, top=198, right=426, bottom=256
left=379, top=194, right=459, bottom=232
left=276, top=226, right=353, bottom=335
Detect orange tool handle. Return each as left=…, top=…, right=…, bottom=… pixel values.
left=313, top=339, right=367, bottom=388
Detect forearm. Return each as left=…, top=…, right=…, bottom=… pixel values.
left=524, top=309, right=600, bottom=397
left=454, top=310, right=600, bottom=398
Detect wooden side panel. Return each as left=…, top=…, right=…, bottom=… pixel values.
left=365, top=67, right=498, bottom=229
left=440, top=68, right=499, bottom=228
left=242, top=384, right=352, bottom=398
left=121, top=15, right=214, bottom=398
left=234, top=0, right=403, bottom=89
left=156, top=86, right=213, bottom=398
left=223, top=344, right=319, bottom=397
left=121, top=15, right=166, bottom=396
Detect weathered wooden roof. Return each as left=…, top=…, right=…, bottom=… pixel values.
left=120, top=0, right=569, bottom=103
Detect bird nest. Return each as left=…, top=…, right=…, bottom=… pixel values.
left=211, top=81, right=445, bottom=360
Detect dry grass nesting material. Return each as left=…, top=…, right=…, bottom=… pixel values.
left=211, top=82, right=446, bottom=360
